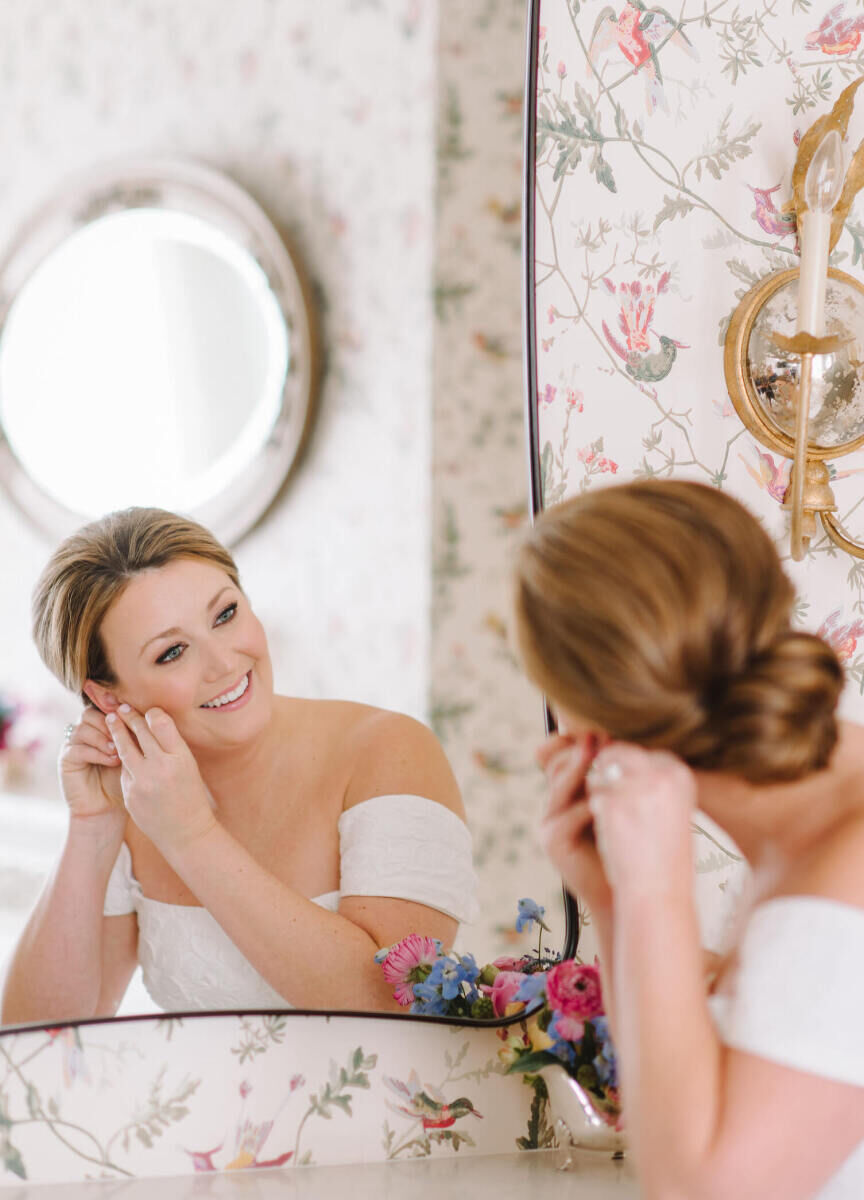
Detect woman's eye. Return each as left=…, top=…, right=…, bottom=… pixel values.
left=216, top=603, right=238, bottom=625
left=156, top=643, right=185, bottom=665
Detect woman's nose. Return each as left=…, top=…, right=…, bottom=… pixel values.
left=202, top=643, right=237, bottom=681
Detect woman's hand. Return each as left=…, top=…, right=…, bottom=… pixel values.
left=59, top=707, right=125, bottom=837
left=586, top=743, right=697, bottom=900
left=107, top=705, right=217, bottom=855
left=536, top=732, right=614, bottom=917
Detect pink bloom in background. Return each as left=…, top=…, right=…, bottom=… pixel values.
left=541, top=383, right=557, bottom=405
left=552, top=1013, right=586, bottom=1042
left=546, top=961, right=603, bottom=1021
left=596, top=457, right=619, bottom=474
left=557, top=60, right=566, bottom=77
left=547, top=305, right=557, bottom=324
left=379, top=934, right=441, bottom=1006
left=492, top=956, right=524, bottom=971
left=487, top=971, right=525, bottom=1017
left=577, top=445, right=596, bottom=465
left=566, top=388, right=584, bottom=411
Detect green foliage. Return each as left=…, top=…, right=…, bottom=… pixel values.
left=516, top=1075, right=555, bottom=1151
left=654, top=194, right=697, bottom=233
left=688, top=109, right=761, bottom=183
left=231, top=1016, right=288, bottom=1064
left=122, top=1071, right=199, bottom=1152
left=537, top=92, right=616, bottom=193
left=307, top=1049, right=377, bottom=1122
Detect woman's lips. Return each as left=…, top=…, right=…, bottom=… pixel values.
left=200, top=671, right=253, bottom=713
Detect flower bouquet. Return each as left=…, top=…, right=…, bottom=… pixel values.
left=375, top=899, right=622, bottom=1149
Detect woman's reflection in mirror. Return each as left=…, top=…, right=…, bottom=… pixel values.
left=2, top=508, right=477, bottom=1023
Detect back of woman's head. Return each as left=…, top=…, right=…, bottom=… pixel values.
left=514, top=479, right=843, bottom=783
left=32, top=508, right=240, bottom=701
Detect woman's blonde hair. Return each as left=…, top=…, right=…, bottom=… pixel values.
left=514, top=479, right=843, bottom=783
left=32, top=508, right=241, bottom=701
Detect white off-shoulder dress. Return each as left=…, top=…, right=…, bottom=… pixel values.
left=103, top=794, right=479, bottom=1012
left=709, top=897, right=864, bottom=1199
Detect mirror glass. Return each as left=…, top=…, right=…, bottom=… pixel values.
left=0, top=209, right=288, bottom=515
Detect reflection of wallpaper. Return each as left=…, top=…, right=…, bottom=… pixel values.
left=0, top=0, right=434, bottom=726
left=533, top=1, right=864, bottom=953
left=432, top=0, right=567, bottom=960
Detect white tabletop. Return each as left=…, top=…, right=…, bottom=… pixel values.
left=3, top=1149, right=639, bottom=1198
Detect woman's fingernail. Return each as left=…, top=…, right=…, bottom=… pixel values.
left=118, top=703, right=131, bottom=714
left=106, top=713, right=116, bottom=724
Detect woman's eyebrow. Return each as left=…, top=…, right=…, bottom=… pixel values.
left=138, top=587, right=235, bottom=656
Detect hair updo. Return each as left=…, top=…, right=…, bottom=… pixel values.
left=513, top=479, right=844, bottom=783
left=32, top=507, right=241, bottom=702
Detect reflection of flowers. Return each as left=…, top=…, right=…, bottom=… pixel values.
left=516, top=898, right=550, bottom=934
left=374, top=934, right=443, bottom=1007
left=546, top=961, right=603, bottom=1024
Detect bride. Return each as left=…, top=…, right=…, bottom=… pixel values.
left=2, top=507, right=476, bottom=1022
left=514, top=479, right=864, bottom=1200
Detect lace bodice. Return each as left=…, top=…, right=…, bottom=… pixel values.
left=709, top=897, right=864, bottom=1199
left=104, top=794, right=478, bottom=1012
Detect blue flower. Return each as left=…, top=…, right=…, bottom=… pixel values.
left=411, top=980, right=449, bottom=1016
left=590, top=1016, right=610, bottom=1044
left=514, top=972, right=548, bottom=1010
left=373, top=946, right=390, bottom=965
left=457, top=953, right=480, bottom=984
left=593, top=1052, right=617, bottom=1089
left=427, top=955, right=475, bottom=1001
left=516, top=898, right=551, bottom=934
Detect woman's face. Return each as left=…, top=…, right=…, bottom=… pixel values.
left=85, top=557, right=274, bottom=751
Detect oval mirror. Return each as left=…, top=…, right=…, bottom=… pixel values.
left=0, top=159, right=316, bottom=544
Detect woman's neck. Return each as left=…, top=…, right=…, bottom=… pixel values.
left=694, top=720, right=864, bottom=872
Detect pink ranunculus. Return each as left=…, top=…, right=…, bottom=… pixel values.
left=546, top=961, right=604, bottom=1021
left=379, top=935, right=442, bottom=1006
left=489, top=971, right=526, bottom=1017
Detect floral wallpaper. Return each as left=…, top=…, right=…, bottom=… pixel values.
left=431, top=0, right=570, bottom=962
left=0, top=1012, right=545, bottom=1184
left=531, top=0, right=864, bottom=954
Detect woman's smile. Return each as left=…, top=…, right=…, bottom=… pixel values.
left=200, top=670, right=253, bottom=712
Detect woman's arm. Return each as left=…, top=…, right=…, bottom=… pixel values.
left=2, top=706, right=140, bottom=1024
left=1, top=818, right=137, bottom=1023
left=591, top=745, right=864, bottom=1200
left=108, top=706, right=465, bottom=1011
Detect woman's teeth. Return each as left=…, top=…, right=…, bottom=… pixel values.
left=202, top=673, right=249, bottom=708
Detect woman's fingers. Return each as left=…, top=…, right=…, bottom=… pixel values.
left=62, top=740, right=120, bottom=769
left=111, top=704, right=160, bottom=757
left=105, top=711, right=144, bottom=771
left=540, top=735, right=598, bottom=819
left=541, top=796, right=595, bottom=846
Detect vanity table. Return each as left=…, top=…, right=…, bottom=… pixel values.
left=6, top=1151, right=639, bottom=1199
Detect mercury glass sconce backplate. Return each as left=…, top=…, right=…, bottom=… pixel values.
left=724, top=77, right=864, bottom=560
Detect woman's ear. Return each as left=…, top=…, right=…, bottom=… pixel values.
left=83, top=680, right=119, bottom=714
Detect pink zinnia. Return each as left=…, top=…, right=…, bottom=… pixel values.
left=379, top=935, right=441, bottom=1006
left=546, top=961, right=604, bottom=1021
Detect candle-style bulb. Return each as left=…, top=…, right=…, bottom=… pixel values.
left=804, top=129, right=845, bottom=214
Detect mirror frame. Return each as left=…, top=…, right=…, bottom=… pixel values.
left=0, top=157, right=319, bottom=546
left=522, top=0, right=580, bottom=960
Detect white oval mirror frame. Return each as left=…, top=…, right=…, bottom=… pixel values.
left=0, top=159, right=317, bottom=545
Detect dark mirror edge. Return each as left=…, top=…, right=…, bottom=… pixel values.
left=522, top=0, right=581, bottom=961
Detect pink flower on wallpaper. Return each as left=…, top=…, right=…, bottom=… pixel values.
left=239, top=1080, right=252, bottom=1099
left=577, top=445, right=597, bottom=465
left=818, top=609, right=864, bottom=665
left=541, top=383, right=557, bottom=405
left=557, top=60, right=567, bottom=77
left=596, top=457, right=618, bottom=474
left=542, top=337, right=554, bottom=352
left=539, top=26, right=547, bottom=38
left=566, top=388, right=584, bottom=411
left=290, top=1074, right=305, bottom=1092
left=547, top=304, right=557, bottom=323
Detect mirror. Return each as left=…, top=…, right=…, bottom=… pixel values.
left=0, top=160, right=316, bottom=545
left=0, top=3, right=564, bottom=1040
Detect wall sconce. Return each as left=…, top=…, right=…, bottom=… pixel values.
left=725, top=77, right=864, bottom=560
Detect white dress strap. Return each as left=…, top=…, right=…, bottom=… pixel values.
left=103, top=842, right=138, bottom=917
left=337, top=794, right=479, bottom=924
left=720, top=896, right=864, bottom=1088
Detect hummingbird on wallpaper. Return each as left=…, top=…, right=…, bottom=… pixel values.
left=748, top=183, right=797, bottom=240
left=602, top=321, right=687, bottom=382
left=818, top=608, right=864, bottom=664
left=740, top=447, right=789, bottom=504
left=588, top=1, right=696, bottom=114
left=385, top=1073, right=483, bottom=1130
